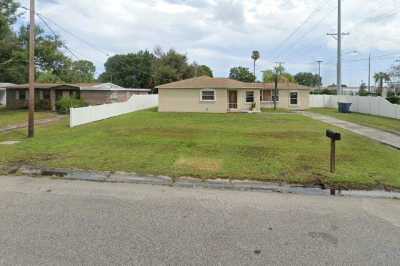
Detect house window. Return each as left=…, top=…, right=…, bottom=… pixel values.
left=290, top=92, right=298, bottom=105
left=200, top=89, right=216, bottom=101
left=17, top=90, right=27, bottom=100
left=260, top=90, right=272, bottom=102
left=246, top=91, right=255, bottom=103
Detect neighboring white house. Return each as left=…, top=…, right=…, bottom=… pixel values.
left=0, top=83, right=14, bottom=106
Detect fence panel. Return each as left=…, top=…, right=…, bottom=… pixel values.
left=70, top=95, right=158, bottom=127
left=309, top=95, right=400, bottom=119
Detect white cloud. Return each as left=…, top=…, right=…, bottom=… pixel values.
left=18, top=0, right=400, bottom=86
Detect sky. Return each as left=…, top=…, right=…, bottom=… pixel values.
left=17, top=0, right=400, bottom=86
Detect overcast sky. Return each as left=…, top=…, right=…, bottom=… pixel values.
left=18, top=0, right=400, bottom=86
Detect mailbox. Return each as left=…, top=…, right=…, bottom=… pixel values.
left=326, top=130, right=341, bottom=141
left=326, top=129, right=341, bottom=175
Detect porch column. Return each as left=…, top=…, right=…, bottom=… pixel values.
left=50, top=89, right=56, bottom=111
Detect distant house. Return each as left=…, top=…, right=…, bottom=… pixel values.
left=4, top=83, right=151, bottom=111
left=156, top=76, right=311, bottom=113
left=0, top=83, right=14, bottom=106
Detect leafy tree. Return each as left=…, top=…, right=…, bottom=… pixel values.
left=62, top=60, right=96, bottom=83
left=294, top=72, right=321, bottom=87
left=153, top=49, right=194, bottom=85
left=17, top=25, right=70, bottom=76
left=191, top=63, right=213, bottom=77
left=0, top=0, right=20, bottom=25
left=251, top=50, right=260, bottom=78
left=37, top=71, right=63, bottom=83
left=0, top=0, right=27, bottom=83
left=99, top=50, right=154, bottom=88
left=262, top=65, right=294, bottom=83
left=229, top=66, right=256, bottom=82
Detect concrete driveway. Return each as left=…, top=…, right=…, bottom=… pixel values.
left=0, top=176, right=399, bottom=265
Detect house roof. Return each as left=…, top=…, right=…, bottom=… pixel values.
left=5, top=83, right=83, bottom=89
left=156, top=76, right=311, bottom=90
left=156, top=76, right=253, bottom=89
left=5, top=83, right=149, bottom=92
left=0, top=83, right=14, bottom=90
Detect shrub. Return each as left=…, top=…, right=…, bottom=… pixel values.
left=56, top=96, right=87, bottom=114
left=386, top=96, right=400, bottom=105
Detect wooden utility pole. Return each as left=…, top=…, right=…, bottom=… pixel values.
left=273, top=62, right=284, bottom=110
left=368, top=53, right=371, bottom=93
left=28, top=0, right=35, bottom=138
left=337, top=0, right=342, bottom=96
left=316, top=60, right=323, bottom=90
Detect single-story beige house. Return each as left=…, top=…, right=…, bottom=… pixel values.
left=5, top=83, right=151, bottom=111
left=156, top=76, right=311, bottom=113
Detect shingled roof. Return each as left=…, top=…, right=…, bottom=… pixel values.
left=156, top=76, right=311, bottom=90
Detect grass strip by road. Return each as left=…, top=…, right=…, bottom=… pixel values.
left=310, top=108, right=400, bottom=135
left=1, top=109, right=399, bottom=189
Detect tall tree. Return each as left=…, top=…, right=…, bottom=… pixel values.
left=229, top=66, right=256, bottom=82
left=153, top=49, right=194, bottom=85
left=294, top=72, right=321, bottom=87
left=99, top=50, right=154, bottom=88
left=374, top=72, right=390, bottom=94
left=191, top=63, right=213, bottom=77
left=0, top=0, right=27, bottom=83
left=251, top=50, right=260, bottom=79
left=63, top=60, right=96, bottom=83
left=0, top=0, right=20, bottom=25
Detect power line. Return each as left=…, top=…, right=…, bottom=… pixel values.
left=20, top=6, right=110, bottom=58
left=270, top=0, right=329, bottom=60
left=276, top=4, right=337, bottom=61
left=35, top=12, right=81, bottom=61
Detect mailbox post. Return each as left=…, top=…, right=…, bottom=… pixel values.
left=326, top=130, right=341, bottom=173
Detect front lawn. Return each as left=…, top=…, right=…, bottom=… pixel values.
left=310, top=108, right=400, bottom=135
left=1, top=109, right=399, bottom=189
left=0, top=108, right=57, bottom=128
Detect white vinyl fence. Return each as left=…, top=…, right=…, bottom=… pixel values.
left=310, top=95, right=400, bottom=119
left=70, top=95, right=158, bottom=127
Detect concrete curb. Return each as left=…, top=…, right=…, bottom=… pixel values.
left=12, top=166, right=400, bottom=200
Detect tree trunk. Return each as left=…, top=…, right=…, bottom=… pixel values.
left=253, top=60, right=256, bottom=80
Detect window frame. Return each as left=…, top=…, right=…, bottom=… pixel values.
left=289, top=91, right=299, bottom=106
left=245, top=91, right=255, bottom=103
left=200, top=89, right=216, bottom=102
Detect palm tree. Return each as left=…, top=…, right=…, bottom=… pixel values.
left=251, top=51, right=260, bottom=80
left=374, top=72, right=391, bottom=95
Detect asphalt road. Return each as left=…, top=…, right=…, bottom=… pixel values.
left=0, top=176, right=399, bottom=265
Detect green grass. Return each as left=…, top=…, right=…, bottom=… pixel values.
left=261, top=107, right=293, bottom=113
left=310, top=108, right=400, bottom=135
left=0, top=108, right=57, bottom=128
left=1, top=109, right=399, bottom=189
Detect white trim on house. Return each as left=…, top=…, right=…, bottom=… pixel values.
left=200, top=88, right=216, bottom=102
left=0, top=83, right=13, bottom=106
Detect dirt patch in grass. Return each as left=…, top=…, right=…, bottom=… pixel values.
left=174, top=157, right=222, bottom=173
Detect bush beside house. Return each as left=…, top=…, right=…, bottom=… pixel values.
left=56, top=97, right=87, bottom=114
